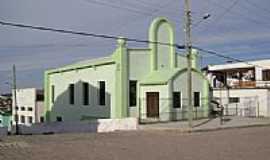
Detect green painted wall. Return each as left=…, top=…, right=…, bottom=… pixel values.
left=112, top=38, right=129, bottom=118
left=45, top=61, right=116, bottom=122
left=43, top=17, right=210, bottom=122
left=0, top=113, right=12, bottom=128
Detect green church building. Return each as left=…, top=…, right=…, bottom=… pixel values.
left=44, top=17, right=210, bottom=122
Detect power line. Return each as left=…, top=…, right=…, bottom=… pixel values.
left=206, top=0, right=270, bottom=28
left=83, top=0, right=181, bottom=24
left=207, top=0, right=239, bottom=27
left=194, top=0, right=240, bottom=29
left=117, top=0, right=179, bottom=33
left=193, top=46, right=268, bottom=69
left=117, top=0, right=180, bottom=16
left=245, top=0, right=270, bottom=15
left=83, top=0, right=149, bottom=15
left=0, top=20, right=185, bottom=49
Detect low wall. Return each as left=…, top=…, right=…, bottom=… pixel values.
left=0, top=127, right=8, bottom=136
left=18, top=118, right=138, bottom=135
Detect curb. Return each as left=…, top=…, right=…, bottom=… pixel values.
left=140, top=123, right=270, bottom=133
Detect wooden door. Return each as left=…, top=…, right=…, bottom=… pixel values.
left=146, top=92, right=159, bottom=118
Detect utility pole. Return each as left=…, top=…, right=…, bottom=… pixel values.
left=184, top=0, right=193, bottom=127
left=12, top=64, right=19, bottom=135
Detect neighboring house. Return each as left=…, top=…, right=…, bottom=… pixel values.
left=0, top=111, right=12, bottom=129
left=206, top=59, right=270, bottom=117
left=0, top=95, right=12, bottom=112
left=12, top=88, right=45, bottom=126
left=44, top=17, right=210, bottom=122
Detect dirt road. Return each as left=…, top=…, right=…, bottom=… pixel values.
left=1, top=127, right=270, bottom=160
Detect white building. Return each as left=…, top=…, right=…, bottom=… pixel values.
left=12, top=88, right=44, bottom=126
left=44, top=17, right=210, bottom=123
left=206, top=59, right=270, bottom=117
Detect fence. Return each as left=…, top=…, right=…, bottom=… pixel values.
left=214, top=96, right=261, bottom=117
left=139, top=98, right=210, bottom=123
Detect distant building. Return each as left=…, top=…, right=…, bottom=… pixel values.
left=0, top=111, right=12, bottom=129
left=0, top=95, right=12, bottom=112
left=44, top=17, right=210, bottom=122
left=12, top=88, right=45, bottom=126
left=206, top=59, right=270, bottom=117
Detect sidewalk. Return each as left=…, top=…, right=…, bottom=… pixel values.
left=139, top=116, right=270, bottom=132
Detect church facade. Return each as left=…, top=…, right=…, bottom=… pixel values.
left=44, top=17, right=210, bottom=122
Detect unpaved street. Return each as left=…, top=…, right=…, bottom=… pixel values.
left=1, top=127, right=270, bottom=160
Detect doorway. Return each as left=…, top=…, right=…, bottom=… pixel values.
left=146, top=92, right=159, bottom=118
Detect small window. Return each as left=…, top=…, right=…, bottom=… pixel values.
left=28, top=107, right=33, bottom=111
left=229, top=97, right=240, bottom=103
left=40, top=116, right=44, bottom=123
left=56, top=116, right=62, bottom=122
left=14, top=115, right=18, bottom=122
left=51, top=85, right=55, bottom=103
left=82, top=82, right=89, bottom=105
left=194, top=92, right=200, bottom=107
left=0, top=120, right=2, bottom=124
left=173, top=92, right=181, bottom=108
left=262, top=70, right=270, bottom=81
left=69, top=84, right=75, bottom=105
left=21, top=106, right=25, bottom=111
left=15, top=106, right=19, bottom=110
left=21, top=115, right=25, bottom=123
left=129, top=81, right=137, bottom=107
left=99, top=81, right=105, bottom=105
left=28, top=116, right=33, bottom=124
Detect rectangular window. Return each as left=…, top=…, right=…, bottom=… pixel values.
left=173, top=92, right=181, bottom=108
left=229, top=97, right=240, bottom=103
left=263, top=70, right=270, bottom=81
left=21, top=106, right=25, bottom=111
left=28, top=107, right=33, bottom=111
left=40, top=116, right=44, bottom=123
left=51, top=85, right=55, bottom=103
left=99, top=81, right=105, bottom=105
left=194, top=92, right=200, bottom=107
left=28, top=116, right=33, bottom=124
left=83, top=82, right=89, bottom=105
left=21, top=115, right=25, bottom=123
left=69, top=84, right=75, bottom=105
left=56, top=116, right=62, bottom=122
left=14, top=115, right=18, bottom=122
left=129, top=81, right=137, bottom=107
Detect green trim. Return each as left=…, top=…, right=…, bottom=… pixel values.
left=127, top=48, right=151, bottom=51
left=44, top=71, right=51, bottom=122
left=140, top=67, right=209, bottom=86
left=47, top=60, right=115, bottom=75
left=112, top=38, right=129, bottom=118
left=149, top=17, right=176, bottom=71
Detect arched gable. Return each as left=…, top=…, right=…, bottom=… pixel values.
left=149, top=17, right=176, bottom=71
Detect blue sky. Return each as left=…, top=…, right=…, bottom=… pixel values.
left=1, top=0, right=270, bottom=93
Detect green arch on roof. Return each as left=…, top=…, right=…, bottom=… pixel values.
left=148, top=17, right=176, bottom=71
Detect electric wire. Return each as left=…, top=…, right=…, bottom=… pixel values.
left=0, top=20, right=185, bottom=49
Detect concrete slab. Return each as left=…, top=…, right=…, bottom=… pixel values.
left=139, top=116, right=270, bottom=132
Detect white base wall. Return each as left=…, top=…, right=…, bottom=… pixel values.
left=17, top=118, right=138, bottom=135
left=213, top=89, right=270, bottom=117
